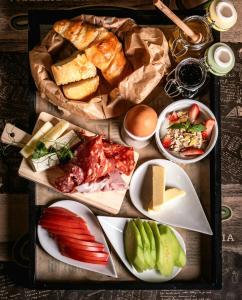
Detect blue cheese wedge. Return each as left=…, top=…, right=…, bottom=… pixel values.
left=30, top=130, right=80, bottom=172
left=30, top=153, right=59, bottom=172
left=148, top=165, right=166, bottom=211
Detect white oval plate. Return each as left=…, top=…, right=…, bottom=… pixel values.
left=37, top=200, right=117, bottom=278
left=98, top=216, right=186, bottom=282
left=129, top=159, right=212, bottom=235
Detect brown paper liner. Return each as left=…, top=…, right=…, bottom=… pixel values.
left=29, top=14, right=170, bottom=120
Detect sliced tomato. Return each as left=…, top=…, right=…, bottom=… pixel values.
left=40, top=222, right=90, bottom=235
left=56, top=236, right=105, bottom=250
left=43, top=207, right=78, bottom=217
left=39, top=217, right=88, bottom=229
left=42, top=208, right=86, bottom=223
left=61, top=249, right=108, bottom=265
left=162, top=136, right=171, bottom=149
left=46, top=228, right=95, bottom=241
left=57, top=240, right=104, bottom=252
left=202, top=119, right=215, bottom=139
left=61, top=246, right=109, bottom=261
left=42, top=212, right=85, bottom=221
left=188, top=104, right=200, bottom=123
left=181, top=147, right=205, bottom=156
left=168, top=111, right=178, bottom=122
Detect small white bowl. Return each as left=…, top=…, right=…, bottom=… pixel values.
left=155, top=99, right=218, bottom=164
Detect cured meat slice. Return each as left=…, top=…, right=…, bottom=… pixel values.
left=102, top=170, right=127, bottom=191
left=73, top=135, right=115, bottom=183
left=55, top=164, right=84, bottom=193
left=103, top=141, right=135, bottom=176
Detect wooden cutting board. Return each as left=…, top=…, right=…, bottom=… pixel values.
left=1, top=112, right=139, bottom=214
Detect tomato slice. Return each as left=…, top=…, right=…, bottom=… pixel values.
left=61, top=249, right=108, bottom=265
left=61, top=246, right=109, bottom=261
left=44, top=207, right=77, bottom=217
left=45, top=228, right=95, bottom=241
left=39, top=217, right=88, bottom=229
left=41, top=213, right=86, bottom=223
left=57, top=240, right=104, bottom=252
left=40, top=222, right=91, bottom=235
left=56, top=236, right=105, bottom=250
left=43, top=211, right=86, bottom=224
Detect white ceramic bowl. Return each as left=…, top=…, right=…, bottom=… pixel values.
left=155, top=99, right=218, bottom=164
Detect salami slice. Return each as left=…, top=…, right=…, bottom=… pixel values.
left=55, top=165, right=84, bottom=193
left=103, top=141, right=135, bottom=176
left=73, top=135, right=115, bottom=183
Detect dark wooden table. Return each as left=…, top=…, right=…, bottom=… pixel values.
left=0, top=1, right=242, bottom=299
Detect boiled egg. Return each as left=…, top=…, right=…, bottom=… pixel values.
left=124, top=105, right=158, bottom=137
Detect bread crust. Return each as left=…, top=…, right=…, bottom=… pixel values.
left=51, top=53, right=96, bottom=86
left=54, top=19, right=99, bottom=51
left=62, top=76, right=99, bottom=101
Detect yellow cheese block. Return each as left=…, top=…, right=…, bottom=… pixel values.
left=164, top=188, right=186, bottom=202
left=40, top=119, right=69, bottom=149
left=20, top=121, right=53, bottom=158
left=148, top=187, right=186, bottom=212
left=148, top=165, right=166, bottom=211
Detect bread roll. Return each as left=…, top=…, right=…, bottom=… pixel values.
left=53, top=20, right=129, bottom=86
left=62, top=76, right=99, bottom=101
left=51, top=53, right=96, bottom=86
left=53, top=20, right=99, bottom=51
left=102, top=50, right=130, bottom=85
left=85, top=31, right=122, bottom=72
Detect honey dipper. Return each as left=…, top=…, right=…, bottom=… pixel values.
left=153, top=0, right=203, bottom=44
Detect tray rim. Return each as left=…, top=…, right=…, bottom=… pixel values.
left=28, top=6, right=222, bottom=290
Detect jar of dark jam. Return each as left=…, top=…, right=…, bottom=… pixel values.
left=164, top=57, right=207, bottom=98
left=169, top=15, right=213, bottom=62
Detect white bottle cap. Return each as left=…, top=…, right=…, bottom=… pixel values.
left=214, top=45, right=233, bottom=68
left=216, top=1, right=237, bottom=27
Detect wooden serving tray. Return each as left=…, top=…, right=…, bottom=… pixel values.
left=27, top=7, right=221, bottom=290
left=1, top=112, right=138, bottom=214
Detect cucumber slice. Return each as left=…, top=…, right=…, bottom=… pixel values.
left=124, top=220, right=146, bottom=273
left=135, top=219, right=153, bottom=269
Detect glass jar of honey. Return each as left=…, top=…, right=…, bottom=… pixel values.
left=169, top=15, right=213, bottom=62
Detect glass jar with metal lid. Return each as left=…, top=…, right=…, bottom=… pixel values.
left=164, top=43, right=235, bottom=98
left=164, top=57, right=207, bottom=98
left=169, top=15, right=213, bottom=62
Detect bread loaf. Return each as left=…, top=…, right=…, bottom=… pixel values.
left=102, top=50, right=131, bottom=85
left=53, top=20, right=100, bottom=51
left=53, top=20, right=129, bottom=86
left=85, top=31, right=122, bottom=71
left=62, top=76, right=99, bottom=100
left=51, top=53, right=96, bottom=85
